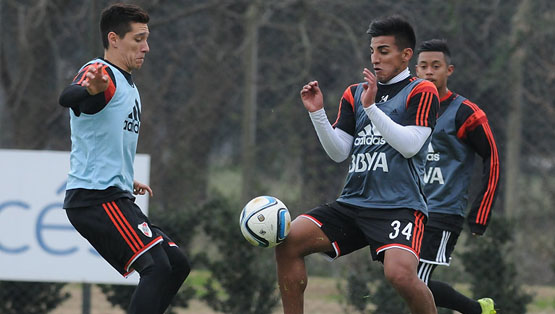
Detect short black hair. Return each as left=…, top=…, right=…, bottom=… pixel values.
left=100, top=3, right=149, bottom=49
left=417, top=39, right=451, bottom=64
left=366, top=15, right=416, bottom=51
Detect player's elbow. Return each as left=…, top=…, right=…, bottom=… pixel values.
left=400, top=148, right=418, bottom=159
left=330, top=154, right=349, bottom=163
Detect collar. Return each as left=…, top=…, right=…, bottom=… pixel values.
left=378, top=68, right=410, bottom=85
left=440, top=90, right=454, bottom=102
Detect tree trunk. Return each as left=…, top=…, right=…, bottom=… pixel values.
left=504, top=0, right=531, bottom=217
left=241, top=1, right=260, bottom=204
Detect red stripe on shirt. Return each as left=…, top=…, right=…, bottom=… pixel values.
left=407, top=80, right=437, bottom=108
left=409, top=81, right=437, bottom=127
left=417, top=92, right=432, bottom=127
left=457, top=100, right=488, bottom=139
left=102, top=65, right=116, bottom=103
left=423, top=92, right=433, bottom=127
left=459, top=100, right=499, bottom=225
left=75, top=63, right=98, bottom=85
left=332, top=84, right=356, bottom=127
left=477, top=121, right=499, bottom=224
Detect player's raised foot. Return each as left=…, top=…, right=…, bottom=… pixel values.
left=478, top=298, right=496, bottom=314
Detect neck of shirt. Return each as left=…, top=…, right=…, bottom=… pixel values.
left=379, top=67, right=411, bottom=85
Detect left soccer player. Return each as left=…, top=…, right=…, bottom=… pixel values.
left=415, top=38, right=500, bottom=314
left=58, top=4, right=190, bottom=314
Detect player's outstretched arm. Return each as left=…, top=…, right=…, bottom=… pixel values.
left=301, top=81, right=353, bottom=162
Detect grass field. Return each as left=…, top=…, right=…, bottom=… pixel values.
left=51, top=271, right=555, bottom=314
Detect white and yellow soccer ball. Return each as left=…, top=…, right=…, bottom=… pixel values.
left=239, top=196, right=291, bottom=248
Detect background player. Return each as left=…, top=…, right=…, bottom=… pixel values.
left=275, top=15, right=439, bottom=314
left=58, top=4, right=190, bottom=313
left=415, top=38, right=500, bottom=314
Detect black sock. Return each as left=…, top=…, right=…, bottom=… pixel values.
left=428, top=280, right=482, bottom=314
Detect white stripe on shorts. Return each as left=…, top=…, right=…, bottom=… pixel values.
left=417, top=262, right=433, bottom=284
left=435, top=231, right=451, bottom=264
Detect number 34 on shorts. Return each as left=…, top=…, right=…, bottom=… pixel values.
left=389, top=220, right=413, bottom=240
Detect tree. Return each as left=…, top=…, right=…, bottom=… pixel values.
left=460, top=217, right=533, bottom=313
left=0, top=281, right=69, bottom=314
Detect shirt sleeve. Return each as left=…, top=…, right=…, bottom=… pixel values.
left=58, top=62, right=117, bottom=115
left=364, top=105, right=431, bottom=158
left=309, top=109, right=353, bottom=162
left=456, top=100, right=500, bottom=235
left=403, top=80, right=439, bottom=128
left=331, top=84, right=358, bottom=136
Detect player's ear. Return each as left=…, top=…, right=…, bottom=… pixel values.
left=402, top=48, right=413, bottom=63
left=108, top=32, right=119, bottom=49
left=447, top=64, right=455, bottom=77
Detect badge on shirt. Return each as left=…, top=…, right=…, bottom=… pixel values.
left=138, top=222, right=152, bottom=237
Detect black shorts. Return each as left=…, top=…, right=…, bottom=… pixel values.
left=300, top=201, right=426, bottom=262
left=66, top=197, right=166, bottom=277
left=419, top=225, right=460, bottom=266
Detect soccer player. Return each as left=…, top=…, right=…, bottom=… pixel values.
left=415, top=39, right=500, bottom=314
left=275, top=15, right=439, bottom=314
left=58, top=4, right=190, bottom=314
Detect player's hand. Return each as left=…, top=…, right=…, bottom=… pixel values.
left=300, top=80, right=324, bottom=112
left=361, top=68, right=378, bottom=108
left=133, top=180, right=153, bottom=197
left=82, top=64, right=109, bottom=95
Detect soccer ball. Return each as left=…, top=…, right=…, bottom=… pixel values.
left=239, top=196, right=291, bottom=248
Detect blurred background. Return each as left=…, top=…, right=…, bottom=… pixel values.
left=0, top=0, right=553, bottom=313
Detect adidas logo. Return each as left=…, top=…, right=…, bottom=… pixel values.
left=123, top=100, right=141, bottom=134
left=379, top=95, right=389, bottom=103
left=353, top=123, right=386, bottom=146
left=427, top=142, right=440, bottom=161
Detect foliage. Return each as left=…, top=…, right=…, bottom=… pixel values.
left=339, top=257, right=409, bottom=314
left=98, top=284, right=135, bottom=311
left=460, top=216, right=533, bottom=314
left=198, top=193, right=280, bottom=314
left=0, top=0, right=553, bottom=311
left=0, top=281, right=69, bottom=314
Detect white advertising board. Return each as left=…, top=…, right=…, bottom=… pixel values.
left=0, top=149, right=151, bottom=285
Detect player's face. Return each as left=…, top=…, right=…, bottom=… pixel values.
left=370, top=35, right=412, bottom=83
left=114, top=22, right=150, bottom=72
left=416, top=51, right=453, bottom=93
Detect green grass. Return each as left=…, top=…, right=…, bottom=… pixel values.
left=182, top=271, right=555, bottom=313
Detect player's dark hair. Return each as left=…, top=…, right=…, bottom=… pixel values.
left=367, top=15, right=416, bottom=51
left=418, top=39, right=452, bottom=64
left=100, top=3, right=149, bottom=49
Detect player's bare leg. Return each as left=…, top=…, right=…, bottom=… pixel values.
left=275, top=217, right=333, bottom=314
left=383, top=248, right=437, bottom=314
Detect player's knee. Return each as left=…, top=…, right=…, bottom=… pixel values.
left=152, top=259, right=173, bottom=279
left=384, top=263, right=414, bottom=289
left=173, top=250, right=191, bottom=281
left=276, top=217, right=330, bottom=261
left=275, top=232, right=310, bottom=262
left=275, top=238, right=295, bottom=261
